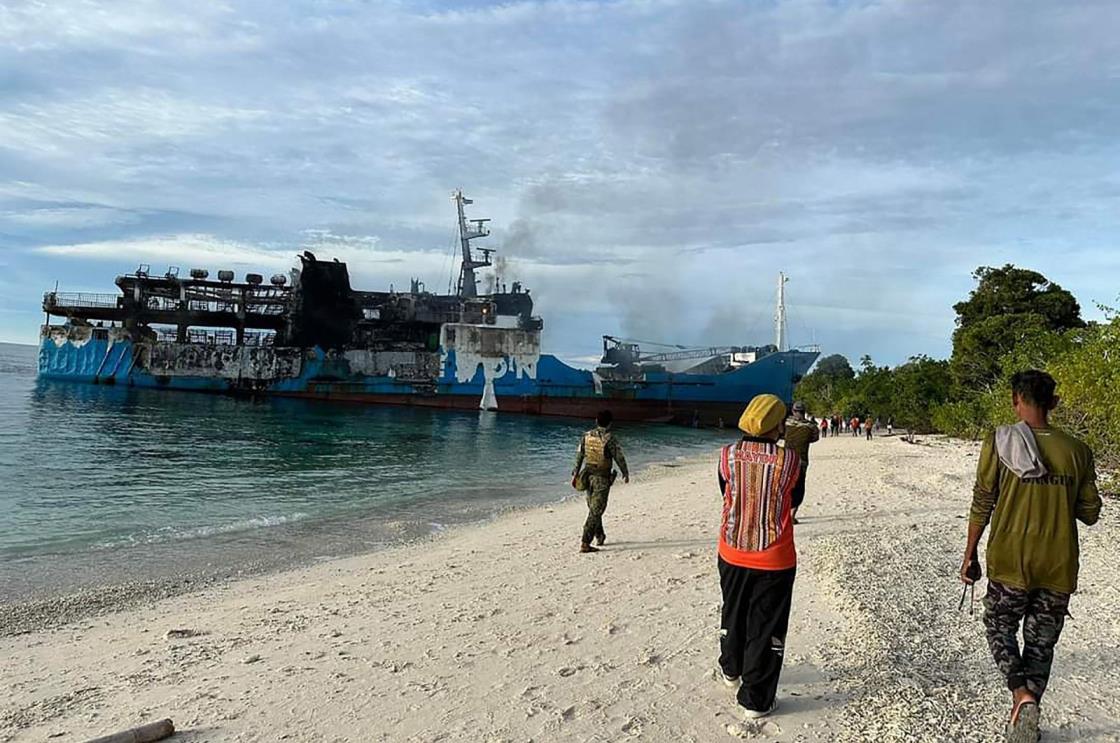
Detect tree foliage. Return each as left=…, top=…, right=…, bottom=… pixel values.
left=1044, top=316, right=1119, bottom=474
left=813, top=354, right=855, bottom=380
left=796, top=266, right=1116, bottom=486
left=890, top=356, right=951, bottom=434
left=949, top=313, right=1052, bottom=392
left=950, top=265, right=1084, bottom=391
left=795, top=355, right=855, bottom=415
left=952, top=265, right=1084, bottom=332
left=932, top=313, right=1118, bottom=482
left=795, top=353, right=951, bottom=434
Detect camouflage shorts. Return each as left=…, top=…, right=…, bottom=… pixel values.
left=982, top=580, right=1070, bottom=700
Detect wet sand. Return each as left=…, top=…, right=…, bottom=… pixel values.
left=2, top=435, right=1116, bottom=742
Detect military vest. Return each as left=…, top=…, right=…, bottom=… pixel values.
left=582, top=429, right=613, bottom=474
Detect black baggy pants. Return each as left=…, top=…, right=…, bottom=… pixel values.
left=718, top=557, right=796, bottom=711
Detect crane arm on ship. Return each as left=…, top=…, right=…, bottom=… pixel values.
left=600, top=335, right=758, bottom=364
left=640, top=346, right=750, bottom=362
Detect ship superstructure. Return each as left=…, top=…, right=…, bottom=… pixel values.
left=38, top=192, right=817, bottom=425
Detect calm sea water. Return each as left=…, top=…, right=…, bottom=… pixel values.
left=0, top=342, right=725, bottom=601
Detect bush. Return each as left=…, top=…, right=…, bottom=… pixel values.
left=1048, top=316, right=1120, bottom=477
left=931, top=399, right=987, bottom=440
left=890, top=356, right=951, bottom=434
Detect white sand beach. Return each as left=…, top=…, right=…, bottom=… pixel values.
left=2, top=435, right=1116, bottom=742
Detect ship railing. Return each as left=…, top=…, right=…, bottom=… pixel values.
left=168, top=298, right=288, bottom=315
left=244, top=331, right=277, bottom=347
left=148, top=297, right=179, bottom=311
left=44, top=292, right=121, bottom=310
left=187, top=329, right=238, bottom=345
left=153, top=329, right=278, bottom=346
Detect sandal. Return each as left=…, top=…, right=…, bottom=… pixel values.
left=1006, top=698, right=1040, bottom=743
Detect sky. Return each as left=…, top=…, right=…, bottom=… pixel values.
left=2, top=0, right=1118, bottom=366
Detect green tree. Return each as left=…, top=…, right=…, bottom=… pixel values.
left=950, top=265, right=1084, bottom=391
left=890, top=356, right=951, bottom=435
left=847, top=356, right=893, bottom=420
left=952, top=265, right=1084, bottom=331
left=813, top=354, right=855, bottom=380
left=934, top=319, right=1066, bottom=440
left=949, top=313, right=1054, bottom=393
left=1048, top=314, right=1120, bottom=476
left=795, top=354, right=855, bottom=416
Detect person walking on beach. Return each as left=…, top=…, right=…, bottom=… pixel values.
left=820, top=416, right=829, bottom=439
left=960, top=370, right=1101, bottom=742
left=887, top=416, right=894, bottom=436
left=572, top=410, right=629, bottom=554
left=782, top=401, right=819, bottom=524
left=864, top=417, right=873, bottom=441
left=716, top=394, right=800, bottom=720
left=833, top=414, right=842, bottom=437
left=850, top=416, right=860, bottom=437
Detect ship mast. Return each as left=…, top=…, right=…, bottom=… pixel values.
left=454, top=190, right=493, bottom=298
left=775, top=272, right=788, bottom=352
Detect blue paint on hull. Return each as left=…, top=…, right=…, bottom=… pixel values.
left=38, top=337, right=817, bottom=422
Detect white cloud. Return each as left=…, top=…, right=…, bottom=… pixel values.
left=31, top=232, right=486, bottom=295
left=0, top=1, right=247, bottom=52
left=1, top=206, right=140, bottom=229
left=35, top=234, right=290, bottom=270
left=0, top=89, right=268, bottom=157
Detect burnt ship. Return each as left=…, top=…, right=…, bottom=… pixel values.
left=38, top=192, right=818, bottom=425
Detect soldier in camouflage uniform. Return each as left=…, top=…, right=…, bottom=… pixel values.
left=572, top=410, right=629, bottom=553
left=961, top=371, right=1101, bottom=742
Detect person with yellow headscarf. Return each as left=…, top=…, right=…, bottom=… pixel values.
left=715, top=394, right=802, bottom=720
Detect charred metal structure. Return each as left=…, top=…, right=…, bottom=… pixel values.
left=39, top=191, right=817, bottom=424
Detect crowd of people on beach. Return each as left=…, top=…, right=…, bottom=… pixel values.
left=569, top=369, right=1101, bottom=742
left=813, top=413, right=894, bottom=439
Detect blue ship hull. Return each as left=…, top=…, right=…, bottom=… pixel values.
left=38, top=328, right=818, bottom=425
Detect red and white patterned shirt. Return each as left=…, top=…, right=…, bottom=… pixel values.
left=717, top=438, right=800, bottom=570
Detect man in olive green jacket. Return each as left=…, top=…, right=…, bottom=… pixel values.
left=961, top=370, right=1101, bottom=743
left=782, top=401, right=819, bottom=523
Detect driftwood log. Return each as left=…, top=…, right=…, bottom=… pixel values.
left=84, top=718, right=175, bottom=743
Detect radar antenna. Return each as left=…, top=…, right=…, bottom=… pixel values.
left=454, top=190, right=493, bottom=298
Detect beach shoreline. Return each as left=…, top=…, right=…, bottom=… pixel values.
left=3, top=435, right=1116, bottom=742
left=0, top=455, right=710, bottom=637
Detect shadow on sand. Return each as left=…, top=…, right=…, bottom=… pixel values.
left=599, top=539, right=712, bottom=553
